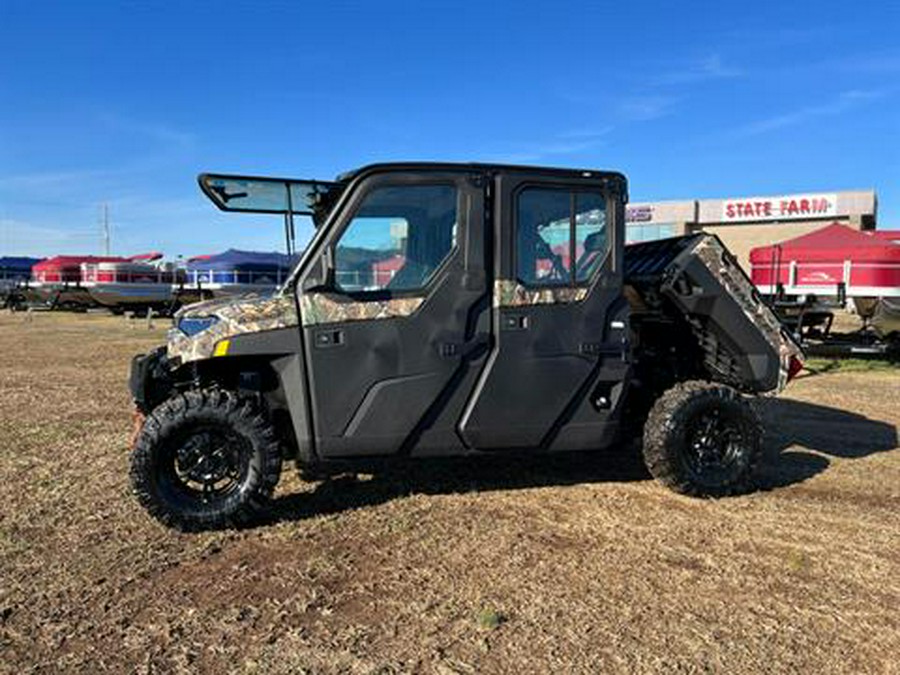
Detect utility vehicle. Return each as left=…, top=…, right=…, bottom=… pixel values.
left=129, top=163, right=803, bottom=531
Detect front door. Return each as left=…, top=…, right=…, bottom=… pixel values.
left=299, top=170, right=489, bottom=458
left=459, top=172, right=629, bottom=451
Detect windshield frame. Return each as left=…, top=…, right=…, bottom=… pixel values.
left=198, top=172, right=346, bottom=275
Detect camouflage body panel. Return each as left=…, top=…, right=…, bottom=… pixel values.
left=690, top=235, right=803, bottom=392
left=167, top=293, right=298, bottom=364
left=300, top=293, right=423, bottom=326
left=493, top=279, right=587, bottom=307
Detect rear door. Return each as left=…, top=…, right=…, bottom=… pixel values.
left=459, top=171, right=630, bottom=451
left=298, top=169, right=489, bottom=458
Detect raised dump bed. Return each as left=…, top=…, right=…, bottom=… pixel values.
left=625, top=234, right=802, bottom=393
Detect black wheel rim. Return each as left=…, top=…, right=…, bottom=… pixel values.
left=161, top=425, right=252, bottom=504
left=683, top=407, right=748, bottom=486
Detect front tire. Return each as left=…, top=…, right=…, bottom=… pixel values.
left=643, top=381, right=762, bottom=497
left=130, top=389, right=282, bottom=531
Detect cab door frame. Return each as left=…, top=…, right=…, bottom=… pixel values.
left=459, top=169, right=630, bottom=451
left=296, top=167, right=491, bottom=459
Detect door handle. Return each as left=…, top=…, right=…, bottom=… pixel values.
left=436, top=335, right=490, bottom=359
left=501, top=314, right=529, bottom=331
left=438, top=342, right=459, bottom=358
left=314, top=329, right=344, bottom=348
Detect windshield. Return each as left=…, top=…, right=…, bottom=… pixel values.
left=199, top=173, right=343, bottom=227
left=198, top=172, right=347, bottom=280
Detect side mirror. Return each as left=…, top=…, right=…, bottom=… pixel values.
left=301, top=248, right=335, bottom=293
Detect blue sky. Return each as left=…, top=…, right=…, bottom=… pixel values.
left=1, top=0, right=898, bottom=258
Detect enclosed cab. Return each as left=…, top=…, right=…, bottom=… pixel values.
left=129, top=163, right=802, bottom=531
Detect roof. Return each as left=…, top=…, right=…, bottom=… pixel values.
left=749, top=223, right=900, bottom=264
left=335, top=161, right=627, bottom=187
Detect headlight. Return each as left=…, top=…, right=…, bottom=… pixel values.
left=178, top=315, right=220, bottom=336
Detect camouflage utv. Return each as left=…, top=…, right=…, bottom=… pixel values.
left=129, top=163, right=803, bottom=531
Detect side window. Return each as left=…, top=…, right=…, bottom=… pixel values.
left=334, top=184, right=457, bottom=293
left=516, top=187, right=607, bottom=287
left=517, top=189, right=571, bottom=285
left=574, top=192, right=607, bottom=282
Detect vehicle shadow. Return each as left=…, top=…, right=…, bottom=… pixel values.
left=267, top=449, right=650, bottom=526
left=263, top=398, right=897, bottom=526
left=754, top=397, right=898, bottom=489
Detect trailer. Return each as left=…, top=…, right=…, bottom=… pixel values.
left=750, top=224, right=900, bottom=353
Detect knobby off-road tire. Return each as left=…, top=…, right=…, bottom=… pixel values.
left=130, top=389, right=282, bottom=531
left=643, top=381, right=762, bottom=497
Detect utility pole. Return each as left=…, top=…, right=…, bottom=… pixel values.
left=101, top=203, right=110, bottom=255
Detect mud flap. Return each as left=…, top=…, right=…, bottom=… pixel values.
left=130, top=406, right=146, bottom=451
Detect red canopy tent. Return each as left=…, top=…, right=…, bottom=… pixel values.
left=749, top=223, right=900, bottom=298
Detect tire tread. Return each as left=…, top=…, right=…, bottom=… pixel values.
left=642, top=380, right=762, bottom=497
left=130, top=389, right=282, bottom=531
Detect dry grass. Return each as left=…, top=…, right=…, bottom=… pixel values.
left=0, top=311, right=898, bottom=674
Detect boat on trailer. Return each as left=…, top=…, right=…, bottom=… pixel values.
left=81, top=253, right=183, bottom=312
left=28, top=255, right=128, bottom=309
left=183, top=249, right=295, bottom=298
left=0, top=257, right=42, bottom=308
left=750, top=223, right=900, bottom=300
left=751, top=223, right=900, bottom=350
left=25, top=249, right=298, bottom=311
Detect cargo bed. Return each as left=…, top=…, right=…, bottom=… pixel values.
left=625, top=234, right=803, bottom=393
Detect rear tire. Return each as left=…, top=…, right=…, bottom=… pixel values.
left=130, top=389, right=282, bottom=531
left=643, top=381, right=762, bottom=497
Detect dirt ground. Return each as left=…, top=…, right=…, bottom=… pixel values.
left=1, top=311, right=898, bottom=674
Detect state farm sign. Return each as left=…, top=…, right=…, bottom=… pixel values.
left=722, top=193, right=837, bottom=222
